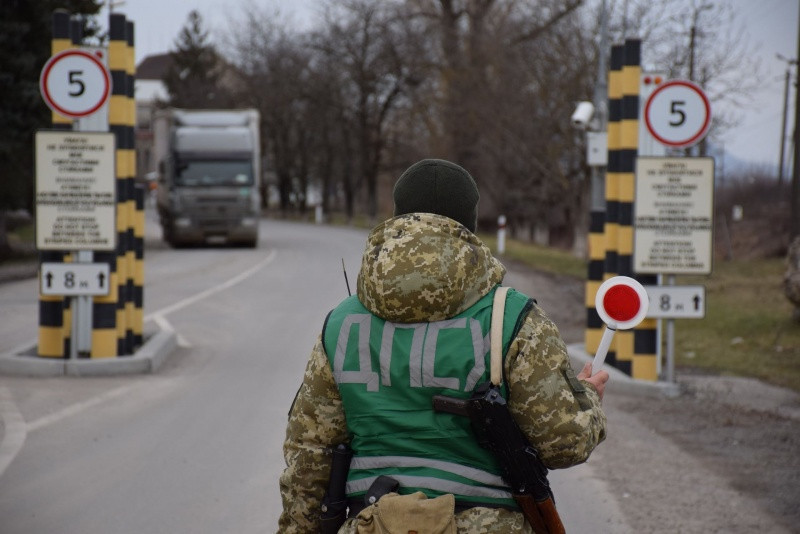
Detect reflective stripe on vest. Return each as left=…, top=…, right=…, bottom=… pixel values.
left=323, top=285, right=532, bottom=507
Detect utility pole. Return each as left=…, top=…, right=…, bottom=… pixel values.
left=591, top=0, right=608, bottom=212
left=778, top=54, right=797, bottom=189
left=792, top=5, right=800, bottom=236
left=687, top=3, right=712, bottom=157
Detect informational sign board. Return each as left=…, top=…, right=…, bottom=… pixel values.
left=644, top=79, right=711, bottom=149
left=644, top=285, right=706, bottom=319
left=40, top=262, right=111, bottom=296
left=634, top=157, right=714, bottom=274
left=39, top=48, right=111, bottom=119
left=35, top=131, right=116, bottom=251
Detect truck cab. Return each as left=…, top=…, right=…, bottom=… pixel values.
left=154, top=109, right=261, bottom=247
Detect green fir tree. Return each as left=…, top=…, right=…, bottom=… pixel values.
left=164, top=10, right=230, bottom=108
left=0, top=0, right=102, bottom=258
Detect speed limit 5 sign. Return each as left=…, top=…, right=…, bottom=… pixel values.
left=644, top=79, right=711, bottom=148
left=39, top=48, right=111, bottom=119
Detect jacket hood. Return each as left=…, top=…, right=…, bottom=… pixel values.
left=356, top=213, right=505, bottom=323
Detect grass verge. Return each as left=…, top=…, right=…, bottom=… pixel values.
left=677, top=259, right=800, bottom=392
left=480, top=233, right=800, bottom=393
left=479, top=234, right=586, bottom=279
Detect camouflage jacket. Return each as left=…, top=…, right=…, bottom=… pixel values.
left=278, top=213, right=607, bottom=533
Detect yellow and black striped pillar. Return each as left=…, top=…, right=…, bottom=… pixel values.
left=38, top=9, right=73, bottom=358
left=134, top=182, right=145, bottom=347
left=618, top=40, right=658, bottom=380
left=584, top=209, right=606, bottom=356
left=125, top=19, right=138, bottom=352
left=586, top=39, right=658, bottom=380
left=128, top=20, right=145, bottom=349
left=90, top=12, right=131, bottom=357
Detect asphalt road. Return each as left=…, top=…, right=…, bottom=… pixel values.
left=0, top=214, right=631, bottom=533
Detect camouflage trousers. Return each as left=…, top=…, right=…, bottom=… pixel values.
left=337, top=507, right=533, bottom=533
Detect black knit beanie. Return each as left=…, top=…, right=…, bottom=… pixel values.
left=392, top=159, right=480, bottom=232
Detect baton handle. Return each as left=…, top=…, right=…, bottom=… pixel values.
left=591, top=326, right=616, bottom=374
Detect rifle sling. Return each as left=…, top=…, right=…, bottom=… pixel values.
left=490, top=286, right=510, bottom=386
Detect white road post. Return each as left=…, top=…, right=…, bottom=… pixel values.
left=497, top=215, right=506, bottom=255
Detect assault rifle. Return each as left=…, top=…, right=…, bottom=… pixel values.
left=432, top=381, right=566, bottom=534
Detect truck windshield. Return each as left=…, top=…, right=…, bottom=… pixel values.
left=174, top=160, right=253, bottom=187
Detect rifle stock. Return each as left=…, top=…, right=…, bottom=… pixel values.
left=514, top=494, right=565, bottom=534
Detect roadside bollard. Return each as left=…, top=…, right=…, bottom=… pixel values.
left=497, top=215, right=506, bottom=255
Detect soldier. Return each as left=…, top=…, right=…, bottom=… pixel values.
left=278, top=159, right=609, bottom=533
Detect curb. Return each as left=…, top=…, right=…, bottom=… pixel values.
left=567, top=343, right=682, bottom=398
left=0, top=325, right=178, bottom=377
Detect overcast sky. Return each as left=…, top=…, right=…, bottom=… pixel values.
left=105, top=0, right=798, bottom=171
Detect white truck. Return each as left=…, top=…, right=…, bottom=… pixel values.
left=153, top=108, right=261, bottom=247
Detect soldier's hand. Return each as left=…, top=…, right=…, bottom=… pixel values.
left=577, top=362, right=609, bottom=400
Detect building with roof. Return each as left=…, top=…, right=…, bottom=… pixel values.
left=135, top=53, right=171, bottom=180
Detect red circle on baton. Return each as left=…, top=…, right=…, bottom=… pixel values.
left=595, top=276, right=649, bottom=330
left=603, top=285, right=641, bottom=323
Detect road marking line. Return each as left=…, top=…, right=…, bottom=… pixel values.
left=3, top=251, right=277, bottom=357
left=0, top=387, right=26, bottom=477
left=145, top=249, right=277, bottom=320
left=0, top=251, right=277, bottom=478
left=26, top=383, right=141, bottom=433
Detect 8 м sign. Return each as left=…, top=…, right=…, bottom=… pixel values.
left=40, top=262, right=110, bottom=296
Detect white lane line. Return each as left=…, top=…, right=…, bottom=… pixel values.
left=145, top=249, right=277, bottom=320
left=3, top=250, right=278, bottom=357
left=0, top=251, right=277, bottom=477
left=0, top=388, right=26, bottom=477
left=26, top=383, right=141, bottom=433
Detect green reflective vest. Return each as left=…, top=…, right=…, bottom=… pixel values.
left=323, top=285, right=533, bottom=508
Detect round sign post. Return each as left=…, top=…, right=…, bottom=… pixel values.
left=592, top=276, right=650, bottom=373
left=39, top=49, right=111, bottom=119
left=644, top=79, right=711, bottom=149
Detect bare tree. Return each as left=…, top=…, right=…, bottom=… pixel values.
left=397, top=0, right=588, bottom=243
left=312, top=0, right=411, bottom=221
left=479, top=1, right=595, bottom=246
left=224, top=6, right=313, bottom=213
left=607, top=0, right=762, bottom=155
left=302, top=50, right=358, bottom=219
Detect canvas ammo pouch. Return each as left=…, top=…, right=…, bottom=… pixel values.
left=355, top=492, right=456, bottom=534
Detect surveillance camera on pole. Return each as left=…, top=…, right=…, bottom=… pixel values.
left=571, top=101, right=595, bottom=130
